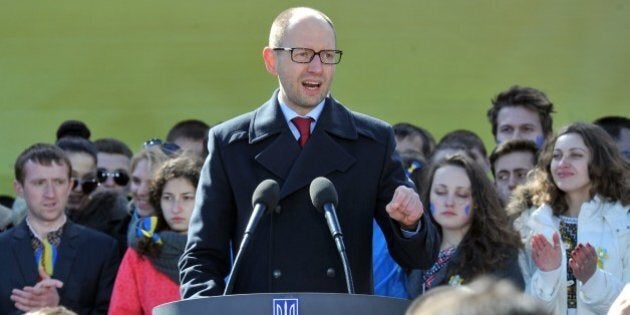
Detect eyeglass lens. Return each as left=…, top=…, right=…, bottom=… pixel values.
left=72, top=178, right=99, bottom=194
left=292, top=48, right=341, bottom=64
left=143, top=138, right=181, bottom=156
left=97, top=168, right=130, bottom=186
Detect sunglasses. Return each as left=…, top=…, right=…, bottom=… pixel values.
left=97, top=168, right=130, bottom=186
left=143, top=138, right=181, bottom=156
left=72, top=178, right=99, bottom=194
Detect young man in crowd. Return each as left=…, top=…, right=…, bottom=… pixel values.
left=487, top=85, right=555, bottom=148
left=489, top=139, right=538, bottom=206
left=594, top=115, right=630, bottom=160
left=0, top=143, right=119, bottom=314
left=93, top=138, right=133, bottom=195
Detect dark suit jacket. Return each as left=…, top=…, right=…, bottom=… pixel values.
left=179, top=91, right=439, bottom=298
left=0, top=220, right=120, bottom=315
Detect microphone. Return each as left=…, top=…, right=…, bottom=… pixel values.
left=309, top=177, right=355, bottom=294
left=224, top=179, right=280, bottom=295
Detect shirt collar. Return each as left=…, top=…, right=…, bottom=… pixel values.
left=278, top=98, right=325, bottom=125
left=26, top=215, right=67, bottom=241
left=278, top=97, right=326, bottom=139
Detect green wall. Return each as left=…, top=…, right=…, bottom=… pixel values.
left=1, top=1, right=629, bottom=196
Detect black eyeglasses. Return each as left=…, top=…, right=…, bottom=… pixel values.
left=72, top=178, right=99, bottom=194
left=143, top=138, right=181, bottom=156
left=272, top=47, right=343, bottom=64
left=97, top=168, right=130, bottom=186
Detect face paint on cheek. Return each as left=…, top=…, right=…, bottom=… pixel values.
left=464, top=204, right=471, bottom=216
left=429, top=202, right=436, bottom=215
left=535, top=135, right=544, bottom=148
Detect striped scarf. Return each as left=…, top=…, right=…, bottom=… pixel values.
left=31, top=227, right=63, bottom=277
left=422, top=246, right=457, bottom=291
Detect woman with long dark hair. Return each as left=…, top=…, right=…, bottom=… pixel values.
left=405, top=154, right=524, bottom=298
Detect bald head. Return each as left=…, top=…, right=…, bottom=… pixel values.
left=269, top=7, right=336, bottom=47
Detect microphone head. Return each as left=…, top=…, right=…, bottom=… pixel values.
left=309, top=177, right=338, bottom=212
left=251, top=179, right=280, bottom=210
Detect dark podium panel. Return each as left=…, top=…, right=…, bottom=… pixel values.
left=153, top=293, right=411, bottom=315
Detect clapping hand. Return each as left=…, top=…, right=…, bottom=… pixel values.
left=569, top=242, right=597, bottom=283
left=10, top=267, right=63, bottom=312
left=531, top=232, right=562, bottom=271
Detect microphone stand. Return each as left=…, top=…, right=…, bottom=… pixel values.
left=224, top=179, right=279, bottom=295
left=324, top=204, right=355, bottom=294
left=224, top=204, right=267, bottom=295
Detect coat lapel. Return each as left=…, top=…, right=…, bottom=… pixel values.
left=279, top=128, right=356, bottom=198
left=278, top=97, right=358, bottom=199
left=12, top=222, right=38, bottom=285
left=52, top=221, right=79, bottom=285
left=249, top=91, right=359, bottom=199
left=255, top=132, right=301, bottom=180
left=252, top=91, right=301, bottom=180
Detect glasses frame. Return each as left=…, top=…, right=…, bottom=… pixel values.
left=143, top=138, right=181, bottom=156
left=72, top=177, right=99, bottom=194
left=97, top=168, right=130, bottom=186
left=272, top=47, right=343, bottom=64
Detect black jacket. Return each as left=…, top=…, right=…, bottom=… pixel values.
left=179, top=91, right=439, bottom=298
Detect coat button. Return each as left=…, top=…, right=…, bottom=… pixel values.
left=326, top=268, right=335, bottom=278
left=273, top=269, right=282, bottom=279
left=274, top=205, right=282, bottom=214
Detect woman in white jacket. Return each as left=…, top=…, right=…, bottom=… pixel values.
left=521, top=122, right=629, bottom=315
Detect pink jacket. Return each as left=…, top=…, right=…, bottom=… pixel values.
left=109, top=248, right=180, bottom=315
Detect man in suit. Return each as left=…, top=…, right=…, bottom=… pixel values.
left=0, top=143, right=119, bottom=315
left=179, top=7, right=439, bottom=298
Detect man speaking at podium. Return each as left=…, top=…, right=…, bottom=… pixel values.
left=179, top=7, right=438, bottom=298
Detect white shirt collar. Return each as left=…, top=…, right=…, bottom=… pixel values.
left=278, top=98, right=325, bottom=139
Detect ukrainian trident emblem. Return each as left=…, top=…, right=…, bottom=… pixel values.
left=273, top=298, right=298, bottom=315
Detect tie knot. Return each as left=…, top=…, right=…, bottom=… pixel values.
left=291, top=117, right=313, bottom=148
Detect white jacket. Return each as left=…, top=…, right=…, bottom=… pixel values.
left=519, top=196, right=629, bottom=315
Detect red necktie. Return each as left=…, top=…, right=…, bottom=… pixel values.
left=291, top=117, right=313, bottom=148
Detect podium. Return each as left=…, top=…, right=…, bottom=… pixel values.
left=153, top=293, right=411, bottom=315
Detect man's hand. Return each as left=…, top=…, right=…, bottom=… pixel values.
left=385, top=185, right=424, bottom=230
left=531, top=232, right=562, bottom=271
left=10, top=267, right=63, bottom=312
left=569, top=243, right=598, bottom=284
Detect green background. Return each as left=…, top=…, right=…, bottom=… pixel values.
left=1, top=1, right=629, bottom=197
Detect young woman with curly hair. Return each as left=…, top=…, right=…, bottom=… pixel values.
left=109, top=155, right=202, bottom=315
left=522, top=122, right=629, bottom=315
left=405, top=154, right=524, bottom=298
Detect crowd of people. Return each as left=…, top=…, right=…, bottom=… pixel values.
left=0, top=6, right=628, bottom=315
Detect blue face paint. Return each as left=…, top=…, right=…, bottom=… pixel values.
left=535, top=135, right=544, bottom=148
left=464, top=204, right=470, bottom=216
left=429, top=202, right=436, bottom=215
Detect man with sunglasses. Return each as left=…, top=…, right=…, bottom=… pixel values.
left=56, top=137, right=128, bottom=249
left=56, top=137, right=99, bottom=215
left=93, top=138, right=133, bottom=195
left=180, top=7, right=438, bottom=298
left=0, top=143, right=119, bottom=314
